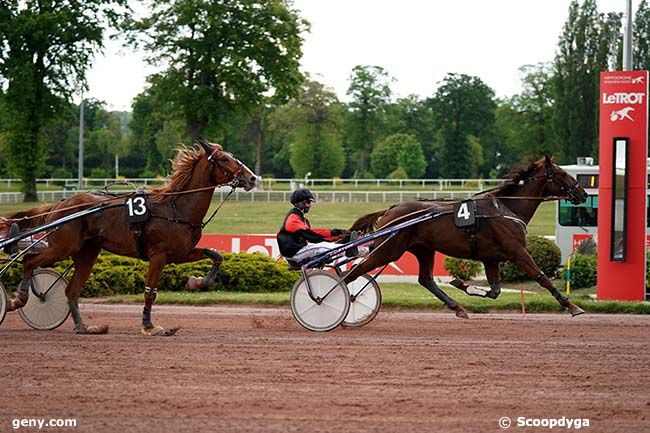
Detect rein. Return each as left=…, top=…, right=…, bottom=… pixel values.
left=4, top=184, right=238, bottom=224
left=201, top=188, right=235, bottom=229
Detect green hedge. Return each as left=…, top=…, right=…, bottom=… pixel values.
left=443, top=257, right=482, bottom=280
left=562, top=253, right=597, bottom=289
left=561, top=250, right=650, bottom=290
left=1, top=252, right=299, bottom=297
left=500, top=236, right=562, bottom=282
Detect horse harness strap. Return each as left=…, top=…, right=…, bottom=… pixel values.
left=452, top=198, right=527, bottom=259
left=148, top=198, right=202, bottom=229
left=453, top=200, right=480, bottom=259
left=131, top=222, right=149, bottom=261
left=126, top=194, right=203, bottom=262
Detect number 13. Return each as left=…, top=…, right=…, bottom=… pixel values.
left=126, top=196, right=147, bottom=216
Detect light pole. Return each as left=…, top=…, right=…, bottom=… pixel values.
left=77, top=96, right=84, bottom=190
left=623, top=0, right=633, bottom=70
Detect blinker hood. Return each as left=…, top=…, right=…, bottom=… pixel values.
left=196, top=138, right=213, bottom=155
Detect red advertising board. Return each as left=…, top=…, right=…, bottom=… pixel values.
left=197, top=234, right=449, bottom=277
left=574, top=233, right=650, bottom=250
left=598, top=71, right=648, bottom=301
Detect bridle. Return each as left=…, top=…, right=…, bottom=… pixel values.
left=523, top=164, right=583, bottom=204
left=207, top=147, right=246, bottom=188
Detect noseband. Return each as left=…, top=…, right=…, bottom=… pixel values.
left=525, top=165, right=582, bottom=203
left=207, top=148, right=246, bottom=188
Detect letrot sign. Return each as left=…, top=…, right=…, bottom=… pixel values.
left=597, top=71, right=648, bottom=300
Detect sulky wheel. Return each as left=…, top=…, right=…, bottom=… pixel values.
left=19, top=268, right=70, bottom=330
left=342, top=273, right=382, bottom=327
left=0, top=282, right=7, bottom=328
left=290, top=269, right=350, bottom=332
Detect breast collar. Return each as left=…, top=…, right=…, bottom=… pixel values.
left=478, top=198, right=528, bottom=231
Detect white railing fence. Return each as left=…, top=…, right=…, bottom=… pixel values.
left=0, top=189, right=479, bottom=204
left=0, top=177, right=504, bottom=191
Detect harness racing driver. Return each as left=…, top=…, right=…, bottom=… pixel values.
left=277, top=188, right=367, bottom=264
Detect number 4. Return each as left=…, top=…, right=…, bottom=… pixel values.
left=457, top=202, right=470, bottom=220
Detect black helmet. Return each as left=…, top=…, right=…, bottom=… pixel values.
left=290, top=188, right=315, bottom=205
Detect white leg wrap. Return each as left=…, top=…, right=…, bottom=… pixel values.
left=467, top=286, right=488, bottom=297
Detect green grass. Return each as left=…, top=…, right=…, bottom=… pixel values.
left=106, top=290, right=290, bottom=306
left=202, top=201, right=389, bottom=234
left=103, top=282, right=650, bottom=314
left=527, top=201, right=556, bottom=237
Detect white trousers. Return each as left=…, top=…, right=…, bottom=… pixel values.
left=291, top=241, right=342, bottom=263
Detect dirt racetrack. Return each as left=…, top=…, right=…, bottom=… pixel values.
left=1, top=304, right=649, bottom=433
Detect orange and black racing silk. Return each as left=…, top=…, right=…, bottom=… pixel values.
left=276, top=208, right=338, bottom=258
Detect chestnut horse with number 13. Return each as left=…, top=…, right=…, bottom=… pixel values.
left=4, top=139, right=256, bottom=336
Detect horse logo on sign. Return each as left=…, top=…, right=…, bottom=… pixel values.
left=610, top=107, right=635, bottom=122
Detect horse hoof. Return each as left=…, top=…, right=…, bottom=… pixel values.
left=161, top=327, right=180, bottom=336
left=485, top=289, right=501, bottom=300
left=7, top=297, right=27, bottom=312
left=466, top=286, right=488, bottom=297
left=454, top=306, right=470, bottom=319
left=142, top=325, right=180, bottom=336
left=570, top=306, right=585, bottom=317
left=76, top=324, right=109, bottom=334
left=185, top=276, right=203, bottom=291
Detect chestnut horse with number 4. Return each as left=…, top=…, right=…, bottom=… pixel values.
left=347, top=156, right=588, bottom=318
left=4, top=139, right=256, bottom=335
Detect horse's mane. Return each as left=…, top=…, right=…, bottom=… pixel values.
left=2, top=203, right=56, bottom=230
left=349, top=209, right=389, bottom=234
left=149, top=144, right=220, bottom=203
left=481, top=156, right=549, bottom=197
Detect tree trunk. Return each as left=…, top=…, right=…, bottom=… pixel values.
left=187, top=123, right=204, bottom=142
left=359, top=149, right=366, bottom=177
left=254, top=113, right=263, bottom=176
left=23, top=178, right=37, bottom=202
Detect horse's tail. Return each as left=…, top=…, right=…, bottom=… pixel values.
left=3, top=203, right=56, bottom=230
left=349, top=209, right=389, bottom=235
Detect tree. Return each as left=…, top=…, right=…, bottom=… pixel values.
left=553, top=0, right=620, bottom=163
left=42, top=100, right=80, bottom=178
left=370, top=134, right=402, bottom=178
left=131, top=0, right=308, bottom=141
left=285, top=80, right=345, bottom=178
left=515, top=64, right=556, bottom=155
left=397, top=138, right=426, bottom=178
left=494, top=100, right=534, bottom=175
left=85, top=106, right=129, bottom=177
left=0, top=0, right=129, bottom=201
left=495, top=63, right=557, bottom=167
left=346, top=65, right=394, bottom=177
left=129, top=86, right=168, bottom=176
left=371, top=133, right=424, bottom=178
left=384, top=95, right=437, bottom=177
left=430, top=73, right=496, bottom=178
left=266, top=103, right=297, bottom=178
left=634, top=0, right=650, bottom=69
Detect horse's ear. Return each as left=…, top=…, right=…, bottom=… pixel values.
left=195, top=138, right=213, bottom=155
left=544, top=154, right=553, bottom=166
